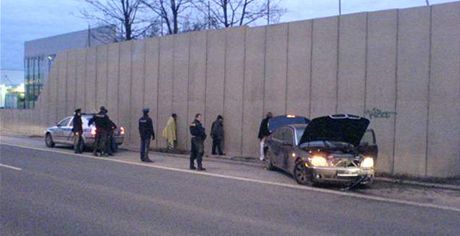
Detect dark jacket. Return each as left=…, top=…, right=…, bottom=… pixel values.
left=211, top=119, right=224, bottom=140
left=139, top=115, right=155, bottom=140
left=190, top=119, right=206, bottom=140
left=258, top=117, right=271, bottom=140
left=89, top=112, right=111, bottom=132
left=72, top=114, right=83, bottom=133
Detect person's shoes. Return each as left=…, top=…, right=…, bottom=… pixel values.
left=102, top=153, right=109, bottom=157
left=93, top=152, right=99, bottom=157
left=143, top=159, right=153, bottom=163
left=108, top=153, right=114, bottom=156
left=190, top=166, right=197, bottom=170
left=197, top=167, right=206, bottom=171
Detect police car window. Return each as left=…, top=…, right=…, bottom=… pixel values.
left=58, top=118, right=71, bottom=127
left=273, top=128, right=285, bottom=141
left=282, top=128, right=294, bottom=144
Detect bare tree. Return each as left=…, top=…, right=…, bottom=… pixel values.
left=194, top=0, right=286, bottom=29
left=80, top=0, right=158, bottom=41
left=141, top=0, right=194, bottom=35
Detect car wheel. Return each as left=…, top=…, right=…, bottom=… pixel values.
left=293, top=161, right=312, bottom=185
left=45, top=133, right=55, bottom=148
left=265, top=149, right=275, bottom=171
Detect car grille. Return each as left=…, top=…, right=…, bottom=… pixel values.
left=329, top=154, right=359, bottom=168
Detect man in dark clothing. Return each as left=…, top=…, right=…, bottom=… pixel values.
left=72, top=108, right=84, bottom=154
left=258, top=112, right=273, bottom=161
left=105, top=118, right=117, bottom=156
left=211, top=115, right=224, bottom=155
left=139, top=108, right=155, bottom=162
left=90, top=106, right=111, bottom=157
left=189, top=113, right=206, bottom=171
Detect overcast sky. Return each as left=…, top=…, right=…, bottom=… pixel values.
left=1, top=0, right=458, bottom=71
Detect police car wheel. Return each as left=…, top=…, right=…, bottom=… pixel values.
left=265, top=150, right=275, bottom=171
left=45, top=133, right=55, bottom=148
left=293, top=162, right=312, bottom=186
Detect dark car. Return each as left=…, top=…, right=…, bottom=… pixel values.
left=265, top=114, right=378, bottom=187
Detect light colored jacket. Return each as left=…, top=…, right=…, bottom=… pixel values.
left=162, top=117, right=177, bottom=145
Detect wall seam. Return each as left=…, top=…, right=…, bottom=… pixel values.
left=156, top=39, right=161, bottom=147
left=186, top=33, right=192, bottom=150
left=285, top=24, right=290, bottom=114
left=55, top=55, right=60, bottom=120
left=240, top=28, right=248, bottom=156
left=74, top=52, right=78, bottom=110
left=65, top=52, right=69, bottom=114
left=335, top=16, right=341, bottom=114
left=116, top=43, right=121, bottom=123
left=364, top=13, right=369, bottom=115
left=223, top=30, right=228, bottom=120
left=392, top=10, right=400, bottom=175
left=172, top=36, right=176, bottom=114
left=425, top=6, right=433, bottom=177
left=204, top=31, right=209, bottom=125
left=308, top=20, right=314, bottom=117
left=142, top=40, right=147, bottom=110
left=84, top=50, right=88, bottom=112
left=128, top=41, right=133, bottom=144
left=95, top=47, right=99, bottom=110
left=105, top=46, right=109, bottom=107
left=262, top=26, right=268, bottom=117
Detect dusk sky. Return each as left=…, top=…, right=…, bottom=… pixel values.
left=1, top=0, right=458, bottom=72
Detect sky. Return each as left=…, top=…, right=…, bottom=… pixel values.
left=1, top=0, right=458, bottom=72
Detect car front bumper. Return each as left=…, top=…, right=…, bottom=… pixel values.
left=309, top=166, right=374, bottom=185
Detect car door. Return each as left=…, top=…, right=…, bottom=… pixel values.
left=62, top=117, right=75, bottom=144
left=279, top=127, right=295, bottom=171
left=358, top=129, right=378, bottom=159
left=54, top=117, right=72, bottom=143
left=268, top=128, right=285, bottom=167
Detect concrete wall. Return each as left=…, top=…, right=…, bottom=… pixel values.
left=1, top=2, right=459, bottom=178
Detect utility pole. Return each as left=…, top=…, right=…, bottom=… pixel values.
left=267, top=0, right=270, bottom=25
left=339, top=0, right=342, bottom=15
left=425, top=0, right=430, bottom=6
left=208, top=0, right=211, bottom=29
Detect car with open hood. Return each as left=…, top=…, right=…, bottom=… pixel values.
left=265, top=114, right=378, bottom=187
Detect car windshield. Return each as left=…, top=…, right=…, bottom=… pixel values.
left=299, top=140, right=354, bottom=149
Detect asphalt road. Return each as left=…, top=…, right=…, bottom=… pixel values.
left=1, top=144, right=460, bottom=236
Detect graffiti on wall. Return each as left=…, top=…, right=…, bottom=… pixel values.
left=364, top=107, right=397, bottom=119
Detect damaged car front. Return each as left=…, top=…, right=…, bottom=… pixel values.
left=294, top=114, right=377, bottom=187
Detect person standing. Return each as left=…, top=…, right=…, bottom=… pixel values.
left=90, top=106, right=111, bottom=157
left=162, top=113, right=177, bottom=151
left=189, top=113, right=206, bottom=171
left=258, top=112, right=273, bottom=161
left=210, top=115, right=224, bottom=155
left=139, top=108, right=155, bottom=163
left=72, top=108, right=84, bottom=154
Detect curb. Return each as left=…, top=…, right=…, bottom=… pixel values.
left=375, top=177, right=460, bottom=191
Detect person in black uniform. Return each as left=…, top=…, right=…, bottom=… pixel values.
left=189, top=113, right=206, bottom=171
left=139, top=108, right=155, bottom=162
left=72, top=108, right=84, bottom=154
left=90, top=106, right=111, bottom=157
left=258, top=112, right=273, bottom=161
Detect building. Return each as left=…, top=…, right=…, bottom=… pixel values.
left=0, top=84, right=10, bottom=108
left=24, top=25, right=115, bottom=108
left=3, top=83, right=25, bottom=109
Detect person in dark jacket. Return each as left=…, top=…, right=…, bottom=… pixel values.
left=189, top=113, right=206, bottom=171
left=210, top=115, right=224, bottom=155
left=139, top=108, right=155, bottom=162
left=72, top=108, right=84, bottom=154
left=105, top=118, right=117, bottom=156
left=258, top=112, right=273, bottom=161
left=90, top=106, right=111, bottom=157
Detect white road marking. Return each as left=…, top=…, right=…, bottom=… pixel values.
left=0, top=163, right=22, bottom=171
left=2, top=142, right=460, bottom=213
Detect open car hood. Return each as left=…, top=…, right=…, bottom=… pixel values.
left=299, top=114, right=370, bottom=147
left=268, top=115, right=310, bottom=133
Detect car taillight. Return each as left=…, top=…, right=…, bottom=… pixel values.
left=120, top=127, right=125, bottom=135
left=91, top=127, right=97, bottom=136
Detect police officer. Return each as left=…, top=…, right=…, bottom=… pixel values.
left=189, top=113, right=206, bottom=171
left=72, top=108, right=83, bottom=154
left=90, top=106, right=111, bottom=156
left=139, top=108, right=155, bottom=162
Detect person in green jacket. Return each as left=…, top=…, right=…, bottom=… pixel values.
left=162, top=113, right=177, bottom=150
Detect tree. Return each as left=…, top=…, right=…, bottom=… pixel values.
left=80, top=0, right=158, bottom=41
left=141, top=0, right=194, bottom=35
left=193, top=0, right=286, bottom=29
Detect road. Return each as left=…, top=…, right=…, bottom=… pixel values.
left=1, top=138, right=460, bottom=235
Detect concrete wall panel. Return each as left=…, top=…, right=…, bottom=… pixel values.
left=242, top=26, right=266, bottom=157
left=265, top=23, right=288, bottom=116
left=366, top=10, right=397, bottom=174
left=96, top=46, right=108, bottom=108
left=172, top=33, right=190, bottom=150
left=48, top=55, right=60, bottom=123
left=205, top=30, right=226, bottom=152
left=338, top=13, right=366, bottom=115
left=57, top=52, right=68, bottom=119
left=107, top=43, right=120, bottom=124
left=188, top=32, right=207, bottom=148
left=427, top=2, right=460, bottom=177
left=129, top=40, right=146, bottom=148
left=310, top=17, right=338, bottom=117
left=394, top=7, right=430, bottom=176
left=75, top=49, right=87, bottom=112
left=224, top=27, right=246, bottom=156
left=118, top=41, right=132, bottom=143
left=157, top=35, right=175, bottom=149
left=66, top=51, right=77, bottom=114
left=286, top=21, right=312, bottom=117
left=144, top=38, right=160, bottom=148
left=85, top=48, right=97, bottom=112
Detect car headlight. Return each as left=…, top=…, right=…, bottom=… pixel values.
left=361, top=157, right=374, bottom=168
left=309, top=155, right=328, bottom=167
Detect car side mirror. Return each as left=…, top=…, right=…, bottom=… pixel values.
left=360, top=142, right=369, bottom=147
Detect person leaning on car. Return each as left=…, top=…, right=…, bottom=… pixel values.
left=72, top=108, right=84, bottom=154
left=89, top=106, right=111, bottom=157
left=258, top=112, right=273, bottom=161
